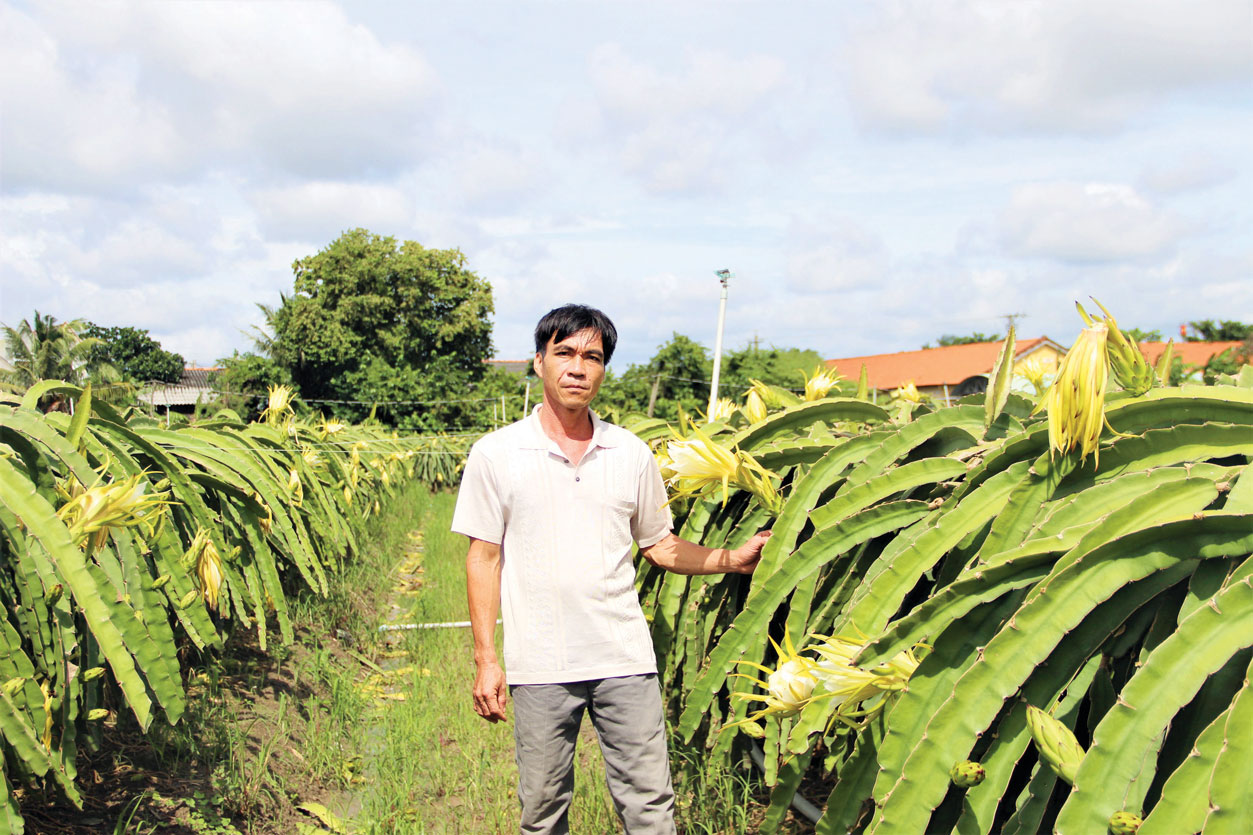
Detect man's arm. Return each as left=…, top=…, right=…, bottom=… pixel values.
left=466, top=537, right=508, bottom=723
left=639, top=530, right=772, bottom=575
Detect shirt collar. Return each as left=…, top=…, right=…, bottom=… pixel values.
left=517, top=404, right=619, bottom=452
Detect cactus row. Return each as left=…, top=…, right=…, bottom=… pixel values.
left=0, top=381, right=447, bottom=832
left=635, top=317, right=1253, bottom=833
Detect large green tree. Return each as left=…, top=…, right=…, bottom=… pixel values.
left=82, top=323, right=184, bottom=383
left=267, top=229, right=500, bottom=430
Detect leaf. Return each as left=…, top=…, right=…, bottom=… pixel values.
left=18, top=380, right=83, bottom=412
left=809, top=457, right=967, bottom=531
left=0, top=456, right=154, bottom=729
left=297, top=801, right=351, bottom=834
left=1138, top=685, right=1239, bottom=834
left=984, top=325, right=1015, bottom=430
left=677, top=501, right=929, bottom=741
left=1154, top=340, right=1175, bottom=386
left=1055, top=565, right=1253, bottom=833
left=869, top=514, right=1253, bottom=834
left=861, top=477, right=1220, bottom=665
left=65, top=384, right=91, bottom=453
left=733, top=399, right=889, bottom=451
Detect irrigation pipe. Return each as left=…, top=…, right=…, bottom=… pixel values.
left=378, top=619, right=500, bottom=632
left=748, top=743, right=823, bottom=824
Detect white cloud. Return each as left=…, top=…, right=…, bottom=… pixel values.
left=785, top=216, right=887, bottom=293
left=999, top=182, right=1183, bottom=261
left=844, top=0, right=1252, bottom=133
left=250, top=182, right=414, bottom=243
left=0, top=4, right=185, bottom=191
left=1140, top=156, right=1236, bottom=195
left=2, top=2, right=1248, bottom=376
left=590, top=43, right=787, bottom=122
left=430, top=142, right=549, bottom=211
left=64, top=218, right=208, bottom=287
left=579, top=43, right=792, bottom=193
left=1, top=1, right=439, bottom=191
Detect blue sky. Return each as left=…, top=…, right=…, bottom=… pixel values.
left=2, top=0, right=1250, bottom=370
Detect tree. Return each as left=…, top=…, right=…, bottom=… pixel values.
left=922, top=332, right=1001, bottom=349
left=1184, top=320, right=1253, bottom=342
left=598, top=333, right=711, bottom=421
left=1123, top=327, right=1164, bottom=343
left=595, top=337, right=831, bottom=422
left=267, top=229, right=498, bottom=429
left=720, top=344, right=827, bottom=392
left=1, top=312, right=121, bottom=408
left=82, top=323, right=184, bottom=383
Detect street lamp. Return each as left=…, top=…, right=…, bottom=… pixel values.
left=708, top=269, right=731, bottom=417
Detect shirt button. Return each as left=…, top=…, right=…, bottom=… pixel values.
left=575, top=476, right=581, bottom=482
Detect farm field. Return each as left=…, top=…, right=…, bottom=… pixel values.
left=3, top=306, right=1253, bottom=834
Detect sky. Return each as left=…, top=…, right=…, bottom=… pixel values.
left=2, top=0, right=1251, bottom=371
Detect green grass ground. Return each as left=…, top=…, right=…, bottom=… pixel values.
left=352, top=489, right=618, bottom=834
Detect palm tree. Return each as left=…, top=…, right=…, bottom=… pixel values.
left=1, top=312, right=125, bottom=409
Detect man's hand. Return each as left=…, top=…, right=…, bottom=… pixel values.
left=472, top=660, right=509, bottom=722
left=729, top=530, right=772, bottom=574
left=639, top=529, right=774, bottom=575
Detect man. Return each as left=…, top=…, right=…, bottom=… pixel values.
left=452, top=304, right=771, bottom=834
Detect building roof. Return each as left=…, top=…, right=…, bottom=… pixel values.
left=1136, top=341, right=1246, bottom=367
left=138, top=366, right=222, bottom=408
left=825, top=337, right=1064, bottom=390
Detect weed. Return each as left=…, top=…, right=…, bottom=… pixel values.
left=671, top=747, right=758, bottom=834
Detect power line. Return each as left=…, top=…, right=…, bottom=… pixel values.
left=153, top=444, right=471, bottom=456
left=295, top=394, right=529, bottom=406
left=622, top=373, right=808, bottom=394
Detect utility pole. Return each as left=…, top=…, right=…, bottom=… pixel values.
left=1003, top=312, right=1027, bottom=334
left=647, top=373, right=662, bottom=417
left=708, top=270, right=731, bottom=416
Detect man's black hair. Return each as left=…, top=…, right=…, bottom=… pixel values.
left=534, top=304, right=618, bottom=364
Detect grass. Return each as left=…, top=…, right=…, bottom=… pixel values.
left=351, top=490, right=618, bottom=834
left=347, top=488, right=804, bottom=834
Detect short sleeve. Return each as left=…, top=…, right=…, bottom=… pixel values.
left=451, top=441, right=504, bottom=544
left=632, top=445, right=673, bottom=548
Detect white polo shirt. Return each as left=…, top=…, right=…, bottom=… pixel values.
left=451, top=406, right=673, bottom=685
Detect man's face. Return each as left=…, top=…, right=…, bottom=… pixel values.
left=534, top=328, right=606, bottom=412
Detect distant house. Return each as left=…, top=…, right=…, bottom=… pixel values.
left=826, top=338, right=1249, bottom=406
left=137, top=366, right=222, bottom=413
left=825, top=338, right=1067, bottom=405
left=1136, top=341, right=1246, bottom=369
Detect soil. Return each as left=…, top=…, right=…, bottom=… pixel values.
left=16, top=621, right=365, bottom=835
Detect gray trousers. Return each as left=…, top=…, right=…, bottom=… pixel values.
left=510, top=674, right=677, bottom=834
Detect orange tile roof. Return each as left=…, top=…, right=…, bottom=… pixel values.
left=1137, top=341, right=1246, bottom=367
left=826, top=338, right=1061, bottom=390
